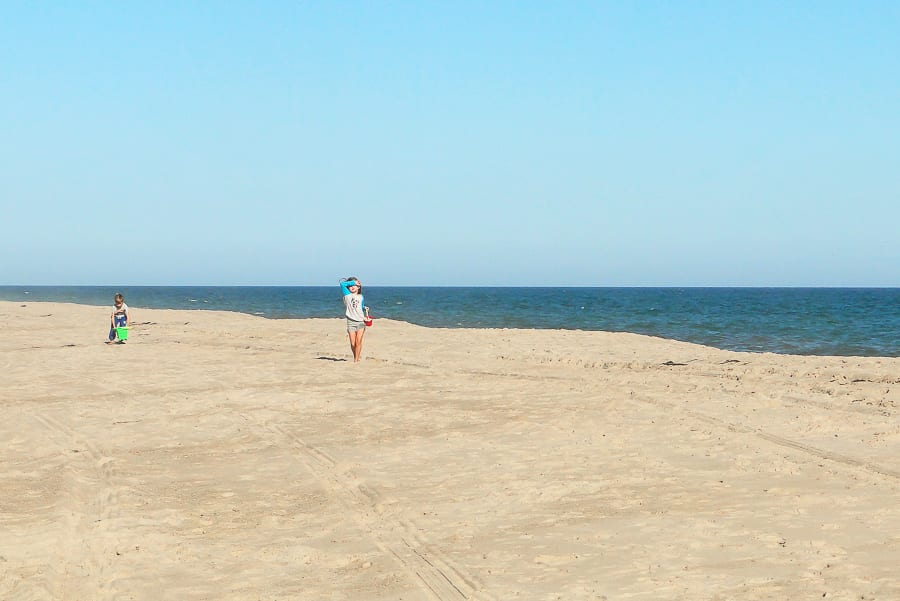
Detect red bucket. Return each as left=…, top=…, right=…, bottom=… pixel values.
left=364, top=317, right=373, bottom=327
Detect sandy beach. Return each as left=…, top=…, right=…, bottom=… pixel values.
left=2, top=300, right=899, bottom=600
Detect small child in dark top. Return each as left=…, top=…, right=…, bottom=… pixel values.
left=106, top=293, right=130, bottom=344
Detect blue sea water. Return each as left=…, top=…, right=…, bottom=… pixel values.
left=1, top=286, right=898, bottom=357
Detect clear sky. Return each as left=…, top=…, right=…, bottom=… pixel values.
left=2, top=2, right=898, bottom=286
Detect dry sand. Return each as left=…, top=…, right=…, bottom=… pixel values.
left=2, top=300, right=900, bottom=600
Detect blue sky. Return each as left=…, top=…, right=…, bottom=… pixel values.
left=2, top=2, right=897, bottom=286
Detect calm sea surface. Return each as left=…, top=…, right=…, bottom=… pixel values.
left=1, top=286, right=898, bottom=357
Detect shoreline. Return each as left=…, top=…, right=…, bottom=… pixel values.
left=5, top=298, right=900, bottom=360
left=3, top=301, right=900, bottom=599
left=3, top=286, right=898, bottom=358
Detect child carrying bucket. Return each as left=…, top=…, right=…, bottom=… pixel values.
left=339, top=277, right=370, bottom=362
left=106, top=293, right=130, bottom=344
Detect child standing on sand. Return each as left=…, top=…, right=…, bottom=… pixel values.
left=106, top=293, right=130, bottom=344
left=340, top=277, right=369, bottom=362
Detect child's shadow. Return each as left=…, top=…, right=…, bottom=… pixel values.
left=316, top=356, right=347, bottom=362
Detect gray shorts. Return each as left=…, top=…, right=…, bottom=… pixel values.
left=347, top=319, right=367, bottom=332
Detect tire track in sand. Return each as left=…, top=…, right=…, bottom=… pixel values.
left=33, top=413, right=125, bottom=601
left=237, top=411, right=496, bottom=601
left=632, top=393, right=900, bottom=481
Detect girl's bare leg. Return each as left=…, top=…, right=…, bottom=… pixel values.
left=349, top=329, right=366, bottom=362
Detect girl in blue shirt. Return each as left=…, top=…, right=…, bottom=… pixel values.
left=340, top=277, right=369, bottom=362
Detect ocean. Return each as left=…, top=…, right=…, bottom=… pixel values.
left=1, top=286, right=898, bottom=357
